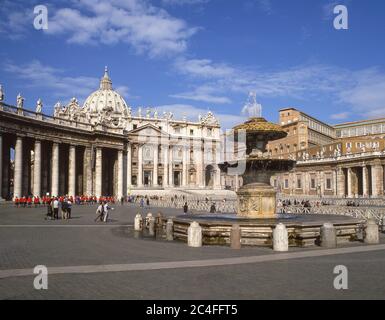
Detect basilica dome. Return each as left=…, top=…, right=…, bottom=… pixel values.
left=83, top=67, right=129, bottom=115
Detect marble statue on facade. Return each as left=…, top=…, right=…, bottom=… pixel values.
left=17, top=93, right=24, bottom=109
left=36, top=98, right=43, bottom=113
left=0, top=85, right=4, bottom=102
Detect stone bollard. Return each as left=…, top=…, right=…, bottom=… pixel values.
left=134, top=213, right=143, bottom=231
left=320, top=223, right=337, bottom=248
left=382, top=215, right=385, bottom=233
left=230, top=224, right=241, bottom=249
left=148, top=216, right=155, bottom=237
left=166, top=219, right=174, bottom=241
left=188, top=221, right=202, bottom=247
left=273, top=223, right=288, bottom=252
left=364, top=219, right=379, bottom=244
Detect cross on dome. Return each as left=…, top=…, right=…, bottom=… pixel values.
left=100, top=66, right=112, bottom=90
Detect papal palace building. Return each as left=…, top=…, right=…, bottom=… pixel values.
left=0, top=68, right=223, bottom=200
left=268, top=108, right=385, bottom=198
left=1, top=68, right=385, bottom=200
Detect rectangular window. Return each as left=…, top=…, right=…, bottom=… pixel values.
left=326, top=178, right=332, bottom=190
left=207, top=128, right=212, bottom=137
left=296, top=177, right=302, bottom=189
left=311, top=178, right=316, bottom=189
left=133, top=124, right=137, bottom=129
left=190, top=129, right=194, bottom=135
left=174, top=127, right=181, bottom=134
left=284, top=179, right=289, bottom=189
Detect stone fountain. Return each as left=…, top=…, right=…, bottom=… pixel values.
left=159, top=96, right=363, bottom=247
left=219, top=116, right=295, bottom=218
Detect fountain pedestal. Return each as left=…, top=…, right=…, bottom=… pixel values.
left=237, top=184, right=276, bottom=218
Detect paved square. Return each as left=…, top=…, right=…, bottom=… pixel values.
left=0, top=204, right=384, bottom=299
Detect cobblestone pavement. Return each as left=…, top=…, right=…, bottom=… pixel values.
left=0, top=204, right=384, bottom=299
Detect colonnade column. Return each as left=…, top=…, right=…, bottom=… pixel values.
left=68, top=145, right=76, bottom=197
left=0, top=134, right=3, bottom=200
left=117, top=150, right=124, bottom=198
left=51, top=142, right=59, bottom=197
left=372, top=162, right=384, bottom=197
left=33, top=140, right=42, bottom=197
left=153, top=146, right=158, bottom=187
left=163, top=145, right=169, bottom=188
left=95, top=147, right=102, bottom=198
left=337, top=167, right=345, bottom=197
left=14, top=136, right=23, bottom=199
left=137, top=145, right=143, bottom=187
left=83, top=147, right=93, bottom=196
left=362, top=166, right=369, bottom=197
left=347, top=168, right=353, bottom=198
left=127, top=143, right=132, bottom=190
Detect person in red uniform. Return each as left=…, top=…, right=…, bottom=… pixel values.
left=14, top=197, right=19, bottom=207
left=34, top=196, right=40, bottom=207
left=27, top=196, right=32, bottom=207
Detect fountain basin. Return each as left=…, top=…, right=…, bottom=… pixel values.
left=167, top=214, right=364, bottom=247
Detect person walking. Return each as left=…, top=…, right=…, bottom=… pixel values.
left=103, top=201, right=114, bottom=223
left=183, top=202, right=188, bottom=214
left=94, top=202, right=104, bottom=222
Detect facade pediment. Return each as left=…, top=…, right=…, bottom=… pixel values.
left=127, top=123, right=169, bottom=137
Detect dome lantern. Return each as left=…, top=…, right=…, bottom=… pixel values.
left=100, top=66, right=112, bottom=90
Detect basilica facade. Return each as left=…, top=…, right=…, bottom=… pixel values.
left=0, top=68, right=222, bottom=200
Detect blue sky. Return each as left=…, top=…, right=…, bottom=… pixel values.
left=1, top=0, right=385, bottom=130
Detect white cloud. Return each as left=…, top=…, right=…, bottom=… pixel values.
left=330, top=112, right=350, bottom=120
left=161, top=0, right=209, bottom=5
left=44, top=0, right=198, bottom=57
left=3, top=60, right=130, bottom=105
left=174, top=58, right=235, bottom=78
left=170, top=85, right=232, bottom=104
left=173, top=57, right=385, bottom=120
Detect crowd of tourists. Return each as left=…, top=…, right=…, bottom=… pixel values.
left=13, top=195, right=116, bottom=207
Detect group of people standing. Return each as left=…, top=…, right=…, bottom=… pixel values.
left=46, top=197, right=72, bottom=220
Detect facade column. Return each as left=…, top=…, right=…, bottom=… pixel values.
left=196, top=147, right=204, bottom=188
left=153, top=145, right=158, bottom=187
left=320, top=171, right=325, bottom=196
left=14, top=136, right=23, bottom=199
left=51, top=143, right=59, bottom=197
left=337, top=167, right=345, bottom=197
left=332, top=170, right=337, bottom=196
left=347, top=168, right=353, bottom=198
left=83, top=147, right=93, bottom=196
left=0, top=134, right=3, bottom=200
left=68, top=145, right=76, bottom=197
left=182, top=147, right=188, bottom=187
left=137, top=145, right=143, bottom=187
left=33, top=140, right=42, bottom=197
left=214, top=165, right=221, bottom=189
left=168, top=147, right=173, bottom=187
left=362, top=165, right=369, bottom=197
left=127, top=143, right=132, bottom=190
left=117, top=150, right=124, bottom=198
left=163, top=145, right=169, bottom=188
left=95, top=148, right=102, bottom=198
left=372, top=162, right=384, bottom=197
